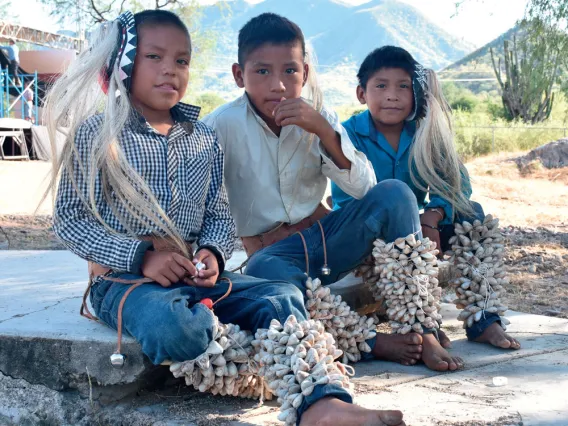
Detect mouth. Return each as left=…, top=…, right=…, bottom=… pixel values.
left=382, top=107, right=403, bottom=111
left=155, top=83, right=178, bottom=92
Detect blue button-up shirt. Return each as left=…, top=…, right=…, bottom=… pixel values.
left=331, top=110, right=471, bottom=225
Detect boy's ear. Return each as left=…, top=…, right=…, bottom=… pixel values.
left=232, top=63, right=245, bottom=88
left=302, top=63, right=309, bottom=87
left=356, top=85, right=367, bottom=105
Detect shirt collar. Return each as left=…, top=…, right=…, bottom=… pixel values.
left=127, top=102, right=201, bottom=135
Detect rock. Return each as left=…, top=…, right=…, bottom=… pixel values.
left=528, top=265, right=537, bottom=273
left=515, top=140, right=568, bottom=169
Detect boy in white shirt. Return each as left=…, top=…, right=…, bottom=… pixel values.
left=204, top=12, right=462, bottom=375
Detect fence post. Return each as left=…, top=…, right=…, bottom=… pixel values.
left=492, top=127, right=495, bottom=152
left=564, top=128, right=566, bottom=138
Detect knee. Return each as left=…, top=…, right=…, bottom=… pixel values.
left=470, top=201, right=485, bottom=220
left=138, top=301, right=215, bottom=364
left=255, top=282, right=308, bottom=326
left=367, top=179, right=417, bottom=208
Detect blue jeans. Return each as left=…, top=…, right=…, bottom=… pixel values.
left=439, top=201, right=501, bottom=340
left=90, top=270, right=352, bottom=420
left=246, top=180, right=421, bottom=288
left=246, top=180, right=422, bottom=354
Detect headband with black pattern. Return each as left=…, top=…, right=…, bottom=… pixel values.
left=100, top=11, right=137, bottom=94
left=407, top=62, right=427, bottom=122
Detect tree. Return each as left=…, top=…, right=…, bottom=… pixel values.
left=0, top=0, right=18, bottom=20
left=489, top=29, right=559, bottom=123
left=194, top=92, right=225, bottom=117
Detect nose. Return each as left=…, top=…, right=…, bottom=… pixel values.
left=162, top=59, right=176, bottom=76
left=270, top=75, right=286, bottom=93
left=386, top=90, right=399, bottom=102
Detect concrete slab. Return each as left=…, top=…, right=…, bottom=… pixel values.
left=2, top=250, right=568, bottom=426
left=0, top=250, right=249, bottom=396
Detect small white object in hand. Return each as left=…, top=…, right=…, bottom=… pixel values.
left=492, top=376, right=508, bottom=387
left=195, top=261, right=206, bottom=272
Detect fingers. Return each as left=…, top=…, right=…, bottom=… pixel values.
left=198, top=268, right=217, bottom=279
left=155, top=274, right=172, bottom=288
left=173, top=253, right=197, bottom=277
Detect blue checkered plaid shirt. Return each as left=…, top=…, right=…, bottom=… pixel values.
left=53, top=103, right=235, bottom=274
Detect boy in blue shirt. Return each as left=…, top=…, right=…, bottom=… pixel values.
left=332, top=46, right=520, bottom=352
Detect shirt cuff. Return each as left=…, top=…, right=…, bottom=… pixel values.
left=318, top=129, right=376, bottom=200
left=425, top=200, right=454, bottom=226
left=129, top=240, right=154, bottom=275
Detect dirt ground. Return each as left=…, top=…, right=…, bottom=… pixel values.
left=1, top=152, right=567, bottom=318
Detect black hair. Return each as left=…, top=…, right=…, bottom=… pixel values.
left=134, top=10, right=191, bottom=53
left=357, top=46, right=417, bottom=89
left=238, top=13, right=305, bottom=66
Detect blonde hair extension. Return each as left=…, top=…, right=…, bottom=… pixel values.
left=410, top=69, right=475, bottom=219
left=42, top=19, right=189, bottom=256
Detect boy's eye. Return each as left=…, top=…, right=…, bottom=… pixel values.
left=146, top=54, right=160, bottom=60
left=400, top=84, right=410, bottom=89
left=256, top=69, right=269, bottom=75
left=376, top=84, right=386, bottom=89
left=285, top=68, right=297, bottom=74
left=177, top=59, right=190, bottom=66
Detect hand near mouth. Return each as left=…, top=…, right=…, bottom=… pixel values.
left=272, top=97, right=330, bottom=136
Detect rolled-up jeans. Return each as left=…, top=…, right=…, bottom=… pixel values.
left=90, top=270, right=352, bottom=422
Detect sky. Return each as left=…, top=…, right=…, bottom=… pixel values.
left=8, top=0, right=529, bottom=48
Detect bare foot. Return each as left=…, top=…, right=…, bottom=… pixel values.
left=437, top=329, right=452, bottom=349
left=300, top=397, right=405, bottom=426
left=372, top=332, right=423, bottom=366
left=474, top=322, right=521, bottom=349
left=421, top=333, right=464, bottom=371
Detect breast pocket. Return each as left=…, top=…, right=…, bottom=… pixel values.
left=182, top=155, right=212, bottom=206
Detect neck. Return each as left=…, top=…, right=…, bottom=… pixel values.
left=373, top=118, right=405, bottom=138
left=132, top=101, right=174, bottom=134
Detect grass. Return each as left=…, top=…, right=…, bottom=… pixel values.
left=335, top=94, right=568, bottom=160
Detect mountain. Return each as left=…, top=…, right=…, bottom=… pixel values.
left=439, top=26, right=520, bottom=94
left=197, top=0, right=477, bottom=105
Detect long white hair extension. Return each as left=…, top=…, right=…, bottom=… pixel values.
left=410, top=69, right=475, bottom=219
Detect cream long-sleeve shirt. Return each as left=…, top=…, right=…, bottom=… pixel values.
left=202, top=94, right=376, bottom=237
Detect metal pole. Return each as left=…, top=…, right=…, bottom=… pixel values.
left=0, top=69, right=3, bottom=118
left=5, top=68, right=8, bottom=118
left=20, top=75, right=24, bottom=120
left=34, top=70, right=38, bottom=124
left=492, top=127, right=495, bottom=152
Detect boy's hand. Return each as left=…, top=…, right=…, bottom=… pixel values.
left=420, top=211, right=443, bottom=258
left=273, top=98, right=332, bottom=137
left=184, top=248, right=219, bottom=288
left=142, top=251, right=196, bottom=288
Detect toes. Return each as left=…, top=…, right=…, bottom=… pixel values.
left=410, top=352, right=422, bottom=360
left=495, top=338, right=512, bottom=349
left=454, top=357, right=465, bottom=369
left=406, top=333, right=423, bottom=345
left=427, top=355, right=449, bottom=371
left=379, top=409, right=404, bottom=426
left=511, top=339, right=521, bottom=349
left=408, top=344, right=423, bottom=354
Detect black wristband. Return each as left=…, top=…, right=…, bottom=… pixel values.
left=420, top=223, right=440, bottom=231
